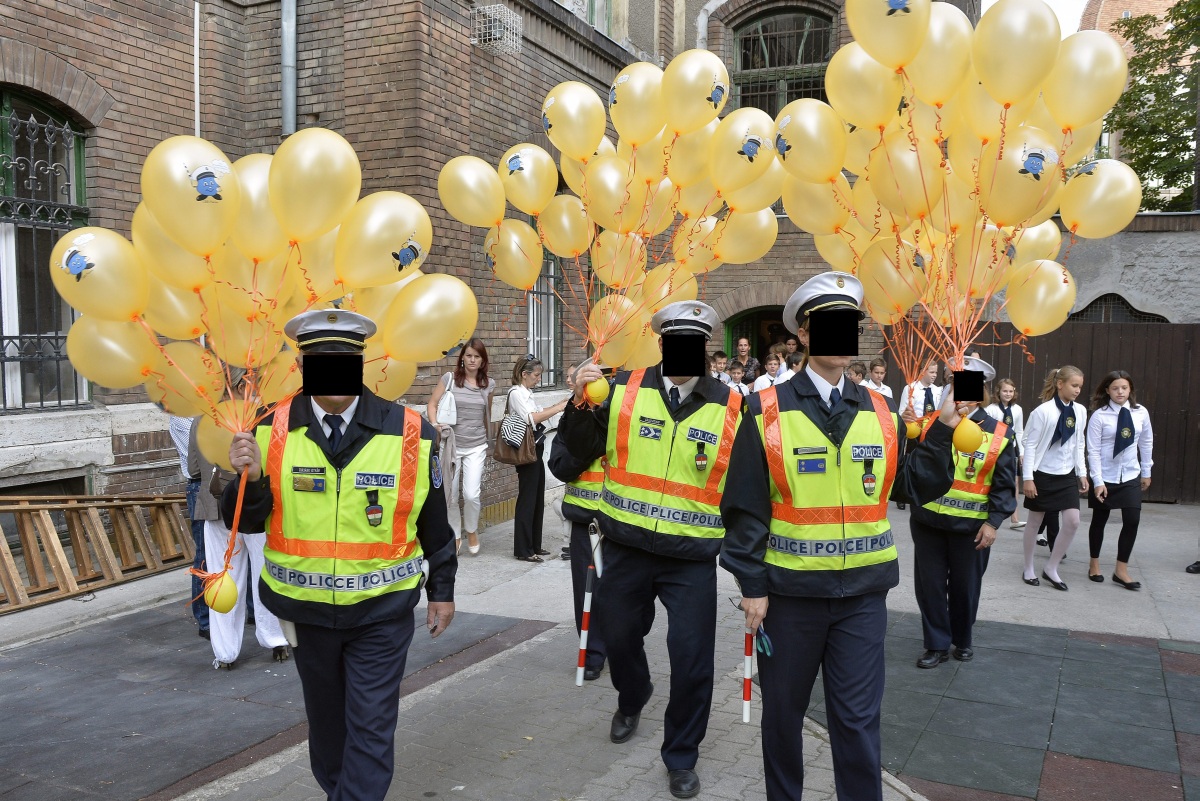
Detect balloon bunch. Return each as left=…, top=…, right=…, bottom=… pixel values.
left=437, top=50, right=785, bottom=369
left=781, top=0, right=1140, bottom=362
left=50, top=127, right=481, bottom=610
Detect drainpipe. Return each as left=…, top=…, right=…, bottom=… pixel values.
left=281, top=0, right=297, bottom=135
left=194, top=1, right=201, bottom=136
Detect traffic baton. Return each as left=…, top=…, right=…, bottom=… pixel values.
left=576, top=563, right=596, bottom=687
left=743, top=627, right=754, bottom=723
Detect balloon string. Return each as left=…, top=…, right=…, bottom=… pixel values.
left=187, top=468, right=250, bottom=606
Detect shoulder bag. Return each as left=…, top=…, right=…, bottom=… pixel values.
left=492, top=394, right=537, bottom=465
left=436, top=374, right=458, bottom=426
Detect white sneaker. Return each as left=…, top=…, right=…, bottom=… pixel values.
left=1010, top=521, right=1025, bottom=529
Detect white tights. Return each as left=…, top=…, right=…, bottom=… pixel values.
left=1023, top=508, right=1081, bottom=582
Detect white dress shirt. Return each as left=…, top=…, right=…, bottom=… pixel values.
left=1086, top=402, right=1154, bottom=485
left=863, top=379, right=893, bottom=398
left=805, top=366, right=846, bottom=409
left=898, top=382, right=942, bottom=415
left=1021, top=399, right=1087, bottom=480
left=311, top=397, right=360, bottom=439
left=730, top=382, right=749, bottom=397
left=751, top=374, right=775, bottom=393
left=168, top=415, right=193, bottom=480
left=984, top=402, right=1024, bottom=451
left=661, top=374, right=700, bottom=406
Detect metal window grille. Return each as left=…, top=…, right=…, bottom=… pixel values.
left=0, top=94, right=89, bottom=412
left=471, top=4, right=523, bottom=57
left=527, top=254, right=562, bottom=388
left=1068, top=293, right=1168, bottom=324
left=731, top=13, right=834, bottom=117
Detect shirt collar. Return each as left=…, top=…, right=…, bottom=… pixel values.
left=662, top=374, right=700, bottom=400
left=1109, top=400, right=1131, bottom=412
left=804, top=366, right=845, bottom=406
left=311, top=396, right=359, bottom=429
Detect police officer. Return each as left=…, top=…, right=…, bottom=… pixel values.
left=565, top=301, right=741, bottom=799
left=910, top=357, right=1016, bottom=668
left=223, top=309, right=456, bottom=801
left=548, top=359, right=607, bottom=679
left=720, top=273, right=960, bottom=801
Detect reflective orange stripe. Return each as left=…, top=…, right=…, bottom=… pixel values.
left=607, top=467, right=723, bottom=506
left=577, top=471, right=605, bottom=484
left=918, top=411, right=940, bottom=442
left=951, top=420, right=1007, bottom=495
left=613, top=369, right=646, bottom=471
left=266, top=404, right=422, bottom=560
left=706, top=389, right=742, bottom=492
left=762, top=388, right=898, bottom=525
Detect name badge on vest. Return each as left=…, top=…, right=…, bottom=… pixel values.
left=797, top=458, right=826, bottom=474
left=293, top=475, right=326, bottom=492
left=695, top=442, right=708, bottom=471
left=638, top=424, right=662, bottom=441
left=862, top=458, right=877, bottom=496
left=355, top=472, right=396, bottom=489
left=364, top=489, right=383, bottom=528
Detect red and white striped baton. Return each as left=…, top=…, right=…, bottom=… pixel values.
left=743, top=627, right=754, bottom=723
left=576, top=562, right=596, bottom=687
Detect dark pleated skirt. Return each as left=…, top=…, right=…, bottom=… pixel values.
left=1088, top=476, right=1142, bottom=510
left=1024, top=470, right=1081, bottom=512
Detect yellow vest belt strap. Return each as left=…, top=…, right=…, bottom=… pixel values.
left=565, top=485, right=602, bottom=501
left=600, top=487, right=723, bottom=529
left=767, top=529, right=896, bottom=557
left=264, top=554, right=424, bottom=592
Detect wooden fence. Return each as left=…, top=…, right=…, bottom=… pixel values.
left=0, top=494, right=192, bottom=613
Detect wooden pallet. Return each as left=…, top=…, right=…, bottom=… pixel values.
left=0, top=495, right=192, bottom=613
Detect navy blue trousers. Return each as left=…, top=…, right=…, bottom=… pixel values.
left=911, top=519, right=989, bottom=651
left=759, top=591, right=887, bottom=801
left=594, top=538, right=715, bottom=770
left=570, top=520, right=606, bottom=669
left=293, top=615, right=414, bottom=801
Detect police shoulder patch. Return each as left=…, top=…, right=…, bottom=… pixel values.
left=638, top=425, right=663, bottom=441
left=431, top=454, right=443, bottom=489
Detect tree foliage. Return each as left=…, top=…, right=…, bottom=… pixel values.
left=1109, top=0, right=1199, bottom=211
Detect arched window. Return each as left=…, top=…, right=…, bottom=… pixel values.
left=1068, top=293, right=1168, bottom=323
left=731, top=11, right=835, bottom=117
left=0, top=91, right=89, bottom=410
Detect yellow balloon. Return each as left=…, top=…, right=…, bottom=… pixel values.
left=66, top=316, right=158, bottom=389
left=782, top=173, right=852, bottom=236
left=269, top=128, right=361, bottom=243
left=905, top=420, right=923, bottom=439
left=972, top=0, right=1060, bottom=106
left=198, top=399, right=257, bottom=470
left=347, top=273, right=422, bottom=323
left=905, top=2, right=973, bottom=107
left=257, top=349, right=302, bottom=404
left=141, top=136, right=242, bottom=258
left=711, top=208, right=779, bottom=265
left=952, top=223, right=1014, bottom=299
left=1025, top=176, right=1064, bottom=227
left=584, top=378, right=612, bottom=404
left=542, top=81, right=607, bottom=160
left=145, top=379, right=207, bottom=417
left=1060, top=119, right=1103, bottom=168
left=291, top=227, right=342, bottom=303
left=206, top=308, right=284, bottom=369
left=538, top=194, right=595, bottom=258
left=484, top=220, right=544, bottom=291
left=610, top=62, right=666, bottom=147
left=640, top=177, right=679, bottom=237
left=1010, top=219, right=1062, bottom=267
left=585, top=155, right=650, bottom=233
left=131, top=203, right=213, bottom=292
left=814, top=226, right=867, bottom=273
left=49, top=227, right=150, bottom=322
left=156, top=341, right=225, bottom=408
left=144, top=281, right=205, bottom=341
left=498, top=144, right=559, bottom=216
left=622, top=320, right=661, bottom=370
left=723, top=159, right=785, bottom=214
left=843, top=126, right=880, bottom=177
left=977, top=126, right=1063, bottom=226
left=852, top=176, right=908, bottom=237
left=1006, top=259, right=1076, bottom=335
left=588, top=294, right=643, bottom=367
left=1058, top=159, right=1142, bottom=239
left=846, top=0, right=931, bottom=69
left=207, top=244, right=290, bottom=318
left=866, top=131, right=946, bottom=221
left=662, top=49, right=729, bottom=136
left=676, top=179, right=724, bottom=219
left=958, top=65, right=1038, bottom=144
left=928, top=171, right=981, bottom=235
left=953, top=418, right=984, bottom=454
left=438, top=155, right=506, bottom=228
left=230, top=154, right=289, bottom=263
left=334, top=192, right=432, bottom=288
left=204, top=572, right=239, bottom=613
left=673, top=215, right=722, bottom=273
left=639, top=263, right=698, bottom=314
left=775, top=99, right=846, bottom=183
left=666, top=119, right=718, bottom=189
left=561, top=137, right=616, bottom=196
left=826, top=43, right=905, bottom=132
left=591, top=230, right=647, bottom=290
left=858, top=238, right=928, bottom=314
left=617, top=132, right=668, bottom=184
left=709, top=107, right=776, bottom=195
left=364, top=342, right=417, bottom=401
left=1042, top=31, right=1127, bottom=131
left=383, top=274, right=479, bottom=363
left=895, top=99, right=949, bottom=148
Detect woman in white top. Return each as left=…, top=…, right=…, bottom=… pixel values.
left=428, top=338, right=496, bottom=556
left=985, top=378, right=1025, bottom=529
left=1085, top=371, right=1153, bottom=589
left=508, top=355, right=568, bottom=563
left=1021, top=366, right=1088, bottom=590
left=752, top=352, right=781, bottom=392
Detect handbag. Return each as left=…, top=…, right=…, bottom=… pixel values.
left=436, top=374, right=458, bottom=426
left=208, top=465, right=234, bottom=498
left=492, top=396, right=537, bottom=465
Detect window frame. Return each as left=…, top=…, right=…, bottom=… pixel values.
left=527, top=249, right=564, bottom=389
left=730, top=10, right=836, bottom=116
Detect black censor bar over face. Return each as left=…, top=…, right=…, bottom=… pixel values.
left=952, top=369, right=985, bottom=403
left=302, top=354, right=364, bottom=396
left=806, top=309, right=859, bottom=357
left=661, top=334, right=707, bottom=377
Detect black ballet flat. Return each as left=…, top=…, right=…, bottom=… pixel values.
left=1112, top=574, right=1142, bottom=590
left=1023, top=574, right=1040, bottom=587
left=1088, top=574, right=1105, bottom=583
left=1042, top=571, right=1068, bottom=591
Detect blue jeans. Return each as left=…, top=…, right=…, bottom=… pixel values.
left=185, top=479, right=209, bottom=631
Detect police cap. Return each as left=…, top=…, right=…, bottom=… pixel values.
left=650, top=301, right=719, bottom=340
left=782, top=271, right=865, bottom=335
left=284, top=309, right=376, bottom=353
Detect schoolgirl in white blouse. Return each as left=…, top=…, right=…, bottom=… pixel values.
left=1085, top=371, right=1153, bottom=590
left=1020, top=366, right=1088, bottom=591
left=985, top=378, right=1025, bottom=529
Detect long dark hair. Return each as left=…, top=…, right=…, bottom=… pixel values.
left=453, top=337, right=489, bottom=388
left=1090, top=370, right=1139, bottom=410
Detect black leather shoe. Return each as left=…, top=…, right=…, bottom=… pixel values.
left=583, top=664, right=603, bottom=681
left=1023, top=574, right=1040, bottom=587
left=668, top=769, right=700, bottom=799
left=1042, top=571, right=1068, bottom=591
left=1112, top=574, right=1142, bottom=590
left=1186, top=561, right=1200, bottom=574
left=610, top=710, right=640, bottom=743
left=1089, top=574, right=1105, bottom=582
left=953, top=646, right=974, bottom=662
left=198, top=628, right=211, bottom=640
left=917, top=649, right=949, bottom=669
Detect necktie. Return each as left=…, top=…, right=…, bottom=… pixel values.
left=999, top=402, right=1013, bottom=426
left=325, top=413, right=344, bottom=452
left=1113, top=405, right=1134, bottom=457
left=1049, top=396, right=1075, bottom=447
left=668, top=386, right=681, bottom=412
left=923, top=386, right=935, bottom=413
left=829, top=387, right=841, bottom=410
